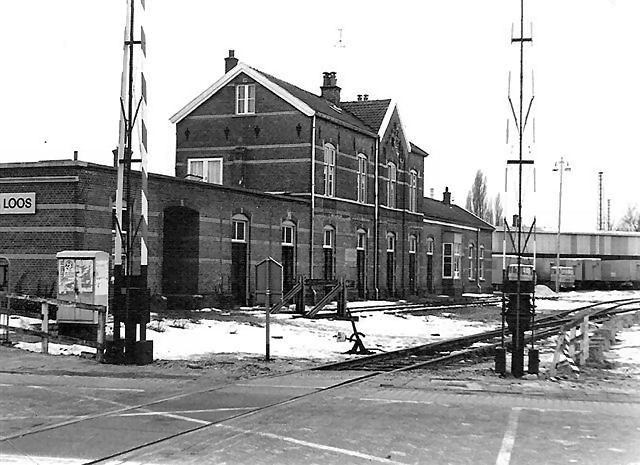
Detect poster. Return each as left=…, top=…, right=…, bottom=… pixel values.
left=58, top=259, right=76, bottom=294
left=75, top=260, right=94, bottom=293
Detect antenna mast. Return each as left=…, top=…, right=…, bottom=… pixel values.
left=501, top=0, right=536, bottom=378
left=597, top=171, right=604, bottom=230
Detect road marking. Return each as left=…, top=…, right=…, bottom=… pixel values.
left=118, top=407, right=254, bottom=417
left=0, top=414, right=77, bottom=421
left=0, top=383, right=144, bottom=393
left=217, top=424, right=408, bottom=464
left=359, top=397, right=434, bottom=405
left=0, top=454, right=86, bottom=464
left=496, top=407, right=522, bottom=465
left=77, top=387, right=145, bottom=392
left=235, top=383, right=320, bottom=389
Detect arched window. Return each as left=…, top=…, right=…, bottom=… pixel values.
left=386, top=232, right=396, bottom=252
left=387, top=162, right=396, bottom=208
left=426, top=237, right=434, bottom=255
left=409, top=235, right=418, bottom=254
left=409, top=170, right=418, bottom=212
left=323, top=144, right=336, bottom=197
left=357, top=154, right=367, bottom=203
left=232, top=214, right=248, bottom=243
left=356, top=229, right=367, bottom=250
left=282, top=221, right=295, bottom=246
left=323, top=225, right=336, bottom=280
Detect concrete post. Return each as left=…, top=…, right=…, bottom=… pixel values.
left=97, top=308, right=106, bottom=363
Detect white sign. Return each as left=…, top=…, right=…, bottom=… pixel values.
left=0, top=193, right=36, bottom=214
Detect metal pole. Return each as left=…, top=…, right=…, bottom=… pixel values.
left=265, top=264, right=271, bottom=362
left=555, top=157, right=564, bottom=293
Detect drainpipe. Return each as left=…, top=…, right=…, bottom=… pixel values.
left=309, top=115, right=316, bottom=279
left=476, top=227, right=481, bottom=292
left=373, top=137, right=380, bottom=299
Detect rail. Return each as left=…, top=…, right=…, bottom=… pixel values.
left=0, top=292, right=107, bottom=362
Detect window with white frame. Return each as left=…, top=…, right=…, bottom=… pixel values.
left=443, top=243, right=453, bottom=278
left=453, top=242, right=462, bottom=279
left=479, top=245, right=485, bottom=280
left=236, top=84, right=255, bottom=115
left=282, top=223, right=294, bottom=246
left=357, top=229, right=366, bottom=250
left=426, top=237, right=434, bottom=255
left=323, top=144, right=336, bottom=197
left=323, top=226, right=334, bottom=249
left=232, top=218, right=247, bottom=242
left=188, top=158, right=223, bottom=185
left=357, top=154, right=367, bottom=203
left=409, top=235, right=417, bottom=254
left=468, top=244, right=475, bottom=280
left=387, top=162, right=396, bottom=208
left=387, top=233, right=396, bottom=252
left=409, top=170, right=418, bottom=212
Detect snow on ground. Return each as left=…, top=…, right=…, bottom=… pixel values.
left=8, top=291, right=640, bottom=367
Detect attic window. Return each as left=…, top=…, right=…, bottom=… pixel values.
left=327, top=102, right=343, bottom=113
left=236, top=84, right=255, bottom=115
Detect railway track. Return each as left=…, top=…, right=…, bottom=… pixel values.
left=315, top=298, right=640, bottom=373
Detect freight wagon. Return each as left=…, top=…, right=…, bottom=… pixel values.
left=492, top=229, right=640, bottom=290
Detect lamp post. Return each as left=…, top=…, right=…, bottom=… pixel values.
left=552, top=157, right=570, bottom=293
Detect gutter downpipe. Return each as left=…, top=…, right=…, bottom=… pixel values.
left=476, top=227, right=481, bottom=292
left=309, top=115, right=316, bottom=279
left=373, top=137, right=380, bottom=299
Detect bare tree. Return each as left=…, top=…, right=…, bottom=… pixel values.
left=493, top=193, right=504, bottom=226
left=616, top=205, right=640, bottom=232
left=465, top=170, right=492, bottom=223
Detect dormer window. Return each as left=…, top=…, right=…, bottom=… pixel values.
left=236, top=84, right=255, bottom=114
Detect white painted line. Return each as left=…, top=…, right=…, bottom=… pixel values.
left=0, top=454, right=86, bottom=464
left=118, top=407, right=254, bottom=417
left=151, top=412, right=211, bottom=425
left=359, top=397, right=434, bottom=405
left=217, top=424, right=407, bottom=464
left=77, top=387, right=145, bottom=392
left=235, top=383, right=320, bottom=389
left=496, top=407, right=522, bottom=465
left=0, top=414, right=77, bottom=421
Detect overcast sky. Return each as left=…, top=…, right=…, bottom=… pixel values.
left=0, top=0, right=637, bottom=232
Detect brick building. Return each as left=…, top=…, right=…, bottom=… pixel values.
left=0, top=51, right=493, bottom=306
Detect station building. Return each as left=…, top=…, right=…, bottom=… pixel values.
left=0, top=51, right=493, bottom=307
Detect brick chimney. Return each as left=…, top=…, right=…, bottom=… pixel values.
left=443, top=187, right=451, bottom=205
left=321, top=71, right=341, bottom=105
left=225, top=50, right=238, bottom=73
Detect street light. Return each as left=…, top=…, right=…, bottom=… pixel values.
left=552, top=157, right=571, bottom=293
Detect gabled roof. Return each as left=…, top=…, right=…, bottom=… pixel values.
left=170, top=63, right=315, bottom=124
left=340, top=99, right=391, bottom=132
left=422, top=196, right=494, bottom=231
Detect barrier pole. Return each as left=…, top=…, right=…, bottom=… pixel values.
left=41, top=302, right=49, bottom=355
left=97, top=307, right=106, bottom=363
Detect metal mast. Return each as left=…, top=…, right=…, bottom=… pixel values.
left=114, top=0, right=149, bottom=363
left=505, top=0, right=535, bottom=377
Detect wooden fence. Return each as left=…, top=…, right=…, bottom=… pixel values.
left=0, top=292, right=107, bottom=362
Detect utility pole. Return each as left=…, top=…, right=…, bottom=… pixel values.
left=553, top=157, right=570, bottom=293
left=113, top=0, right=151, bottom=364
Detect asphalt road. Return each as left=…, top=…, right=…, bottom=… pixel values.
left=1, top=368, right=640, bottom=464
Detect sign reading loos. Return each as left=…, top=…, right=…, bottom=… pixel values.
left=0, top=193, right=36, bottom=214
